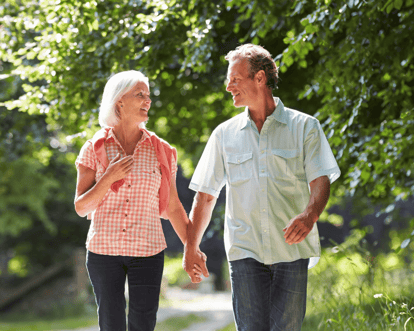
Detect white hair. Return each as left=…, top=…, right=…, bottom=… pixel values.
left=99, top=70, right=149, bottom=128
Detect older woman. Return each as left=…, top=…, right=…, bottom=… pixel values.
left=74, top=70, right=202, bottom=331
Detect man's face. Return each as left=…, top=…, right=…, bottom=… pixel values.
left=226, top=59, right=258, bottom=108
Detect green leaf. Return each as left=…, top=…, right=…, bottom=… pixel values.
left=299, top=60, right=307, bottom=68
left=381, top=0, right=394, bottom=11
left=383, top=73, right=391, bottom=81
left=305, top=24, right=319, bottom=34
left=301, top=18, right=309, bottom=26
left=360, top=170, right=370, bottom=183
left=394, top=0, right=403, bottom=10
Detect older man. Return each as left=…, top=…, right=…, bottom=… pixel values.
left=184, top=44, right=340, bottom=331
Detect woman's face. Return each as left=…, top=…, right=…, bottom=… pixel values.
left=117, top=81, right=151, bottom=124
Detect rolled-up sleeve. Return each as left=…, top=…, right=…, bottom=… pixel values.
left=189, top=128, right=226, bottom=198
left=303, top=119, right=340, bottom=185
left=172, top=152, right=178, bottom=178
left=75, top=141, right=96, bottom=171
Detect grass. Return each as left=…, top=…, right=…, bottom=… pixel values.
left=218, top=322, right=236, bottom=331
left=0, top=279, right=206, bottom=331
left=0, top=309, right=206, bottom=331
left=299, top=239, right=414, bottom=331
left=155, top=313, right=206, bottom=331
left=2, top=242, right=414, bottom=331
left=218, top=285, right=414, bottom=331
left=0, top=315, right=98, bottom=331
left=217, top=238, right=414, bottom=331
left=0, top=300, right=98, bottom=331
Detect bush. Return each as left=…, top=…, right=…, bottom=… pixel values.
left=163, top=253, right=189, bottom=287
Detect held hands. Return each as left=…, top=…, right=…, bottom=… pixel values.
left=105, top=153, right=134, bottom=183
left=283, top=212, right=318, bottom=245
left=183, top=246, right=209, bottom=283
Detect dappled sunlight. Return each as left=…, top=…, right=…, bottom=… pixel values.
left=1, top=0, right=413, bottom=330
left=305, top=243, right=414, bottom=330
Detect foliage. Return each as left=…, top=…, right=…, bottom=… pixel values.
left=279, top=0, right=414, bottom=207
left=164, top=252, right=190, bottom=286
left=303, top=234, right=414, bottom=331
left=0, top=72, right=88, bottom=278
left=0, top=0, right=304, bottom=172
left=219, top=239, right=414, bottom=331
left=0, top=0, right=221, bottom=133
left=0, top=156, right=58, bottom=237
left=1, top=0, right=413, bottom=284
left=1, top=0, right=412, bottom=204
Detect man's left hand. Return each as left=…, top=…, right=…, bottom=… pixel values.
left=283, top=212, right=318, bottom=245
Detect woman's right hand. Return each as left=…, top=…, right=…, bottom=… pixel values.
left=75, top=154, right=134, bottom=218
left=104, top=153, right=134, bottom=183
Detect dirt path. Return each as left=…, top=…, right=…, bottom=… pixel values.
left=60, top=288, right=234, bottom=331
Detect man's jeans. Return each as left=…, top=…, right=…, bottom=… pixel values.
left=229, top=258, right=309, bottom=331
left=86, top=250, right=164, bottom=331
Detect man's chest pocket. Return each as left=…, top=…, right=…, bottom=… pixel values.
left=269, top=149, right=301, bottom=179
left=226, top=152, right=253, bottom=185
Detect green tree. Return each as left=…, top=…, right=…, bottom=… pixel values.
left=0, top=0, right=302, bottom=173
left=0, top=0, right=306, bottom=277
left=279, top=0, right=414, bottom=208
left=0, top=71, right=90, bottom=277
left=1, top=0, right=413, bottom=252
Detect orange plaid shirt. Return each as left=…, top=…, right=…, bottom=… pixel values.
left=76, top=128, right=177, bottom=257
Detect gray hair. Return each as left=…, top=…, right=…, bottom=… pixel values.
left=225, top=44, right=279, bottom=90
left=99, top=70, right=149, bottom=128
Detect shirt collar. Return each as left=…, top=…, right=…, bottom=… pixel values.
left=140, top=129, right=151, bottom=145
left=107, top=127, right=151, bottom=146
left=106, top=127, right=117, bottom=142
left=269, top=97, right=288, bottom=124
left=240, top=97, right=287, bottom=130
left=240, top=109, right=251, bottom=130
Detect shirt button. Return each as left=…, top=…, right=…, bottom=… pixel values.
left=126, top=199, right=129, bottom=202
left=261, top=169, right=265, bottom=173
left=128, top=185, right=131, bottom=188
left=237, top=159, right=240, bottom=163
left=123, top=229, right=126, bottom=232
left=262, top=209, right=265, bottom=212
left=261, top=150, right=264, bottom=154
left=125, top=214, right=128, bottom=217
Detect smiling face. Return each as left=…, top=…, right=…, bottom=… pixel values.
left=226, top=59, right=259, bottom=108
left=117, top=81, right=151, bottom=124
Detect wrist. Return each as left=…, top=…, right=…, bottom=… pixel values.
left=99, top=172, right=115, bottom=187
left=305, top=210, right=319, bottom=223
left=184, top=242, right=199, bottom=252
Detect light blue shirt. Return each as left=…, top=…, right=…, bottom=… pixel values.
left=189, top=98, right=340, bottom=268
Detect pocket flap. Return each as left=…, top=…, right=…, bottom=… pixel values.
left=226, top=152, right=253, bottom=164
left=271, top=149, right=299, bottom=159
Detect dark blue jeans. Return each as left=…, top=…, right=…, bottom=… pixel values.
left=86, top=250, right=164, bottom=331
left=229, top=258, right=309, bottom=331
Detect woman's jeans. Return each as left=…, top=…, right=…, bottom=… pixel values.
left=86, top=250, right=164, bottom=331
left=229, top=258, right=309, bottom=331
